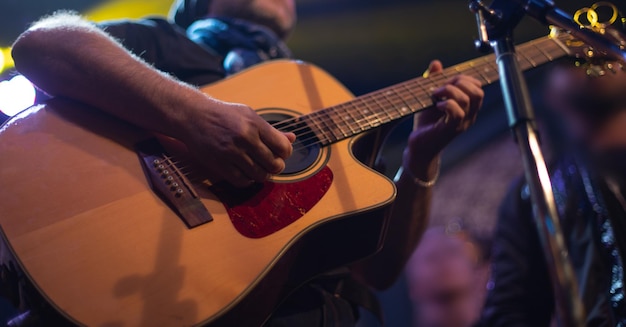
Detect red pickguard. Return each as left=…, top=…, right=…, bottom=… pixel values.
left=211, top=167, right=334, bottom=238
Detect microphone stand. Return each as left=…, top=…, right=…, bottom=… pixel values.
left=469, top=1, right=586, bottom=326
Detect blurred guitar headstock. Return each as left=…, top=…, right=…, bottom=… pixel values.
left=550, top=1, right=626, bottom=77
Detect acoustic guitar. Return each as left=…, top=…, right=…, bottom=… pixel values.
left=0, top=30, right=578, bottom=326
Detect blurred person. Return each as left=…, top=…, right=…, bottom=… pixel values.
left=407, top=222, right=491, bottom=327
left=7, top=0, right=484, bottom=326
left=479, top=6, right=626, bottom=325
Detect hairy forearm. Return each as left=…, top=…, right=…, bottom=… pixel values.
left=12, top=13, right=211, bottom=140
left=351, top=158, right=436, bottom=290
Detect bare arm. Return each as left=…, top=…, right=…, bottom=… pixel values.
left=12, top=13, right=294, bottom=187
left=352, top=61, right=484, bottom=289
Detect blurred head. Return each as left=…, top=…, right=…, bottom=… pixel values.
left=406, top=226, right=490, bottom=327
left=170, top=0, right=296, bottom=39
left=544, top=1, right=626, bottom=165
left=545, top=59, right=626, bottom=162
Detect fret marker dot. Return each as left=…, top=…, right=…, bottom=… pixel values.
left=363, top=110, right=369, bottom=114
left=401, top=107, right=409, bottom=112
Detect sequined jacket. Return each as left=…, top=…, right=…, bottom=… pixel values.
left=480, top=155, right=626, bottom=327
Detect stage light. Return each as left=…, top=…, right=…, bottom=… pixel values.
left=0, top=75, right=36, bottom=117
left=0, top=48, right=15, bottom=74
left=86, top=0, right=170, bottom=21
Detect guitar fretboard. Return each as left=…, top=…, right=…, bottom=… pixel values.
left=292, top=34, right=570, bottom=146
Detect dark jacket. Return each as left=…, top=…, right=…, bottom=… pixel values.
left=480, top=155, right=626, bottom=327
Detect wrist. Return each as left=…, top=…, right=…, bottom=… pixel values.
left=403, top=148, right=441, bottom=180
left=398, top=147, right=441, bottom=188
left=408, top=157, right=441, bottom=186
left=165, top=88, right=216, bottom=141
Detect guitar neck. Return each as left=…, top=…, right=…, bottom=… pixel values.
left=299, top=34, right=570, bottom=145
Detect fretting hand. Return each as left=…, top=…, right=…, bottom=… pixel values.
left=403, top=60, right=484, bottom=180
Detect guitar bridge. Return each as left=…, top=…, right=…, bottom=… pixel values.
left=136, top=139, right=213, bottom=228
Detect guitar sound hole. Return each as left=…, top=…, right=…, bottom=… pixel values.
left=261, top=112, right=321, bottom=175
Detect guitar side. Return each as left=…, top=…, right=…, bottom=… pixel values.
left=0, top=60, right=396, bottom=326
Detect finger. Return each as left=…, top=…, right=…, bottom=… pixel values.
left=234, top=154, right=272, bottom=183
left=245, top=138, right=285, bottom=174
left=284, top=132, right=297, bottom=143
left=258, top=120, right=294, bottom=160
left=425, top=60, right=444, bottom=76
left=415, top=106, right=445, bottom=128
left=451, top=74, right=482, bottom=88
left=451, top=77, right=484, bottom=118
left=436, top=99, right=466, bottom=123
left=432, top=84, right=471, bottom=115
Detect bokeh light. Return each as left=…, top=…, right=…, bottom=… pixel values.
left=0, top=75, right=36, bottom=116
left=0, top=48, right=14, bottom=74
left=85, top=0, right=170, bottom=21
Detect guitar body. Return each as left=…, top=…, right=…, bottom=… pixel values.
left=0, top=61, right=396, bottom=326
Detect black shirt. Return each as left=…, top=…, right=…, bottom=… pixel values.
left=99, top=18, right=225, bottom=87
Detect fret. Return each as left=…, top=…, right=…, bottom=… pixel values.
left=550, top=37, right=573, bottom=57
left=486, top=60, right=501, bottom=81
left=347, top=101, right=370, bottom=132
left=439, top=69, right=457, bottom=81
left=526, top=46, right=549, bottom=65
left=321, top=111, right=342, bottom=142
left=358, top=98, right=385, bottom=128
left=545, top=39, right=569, bottom=58
left=335, top=104, right=360, bottom=135
left=377, top=90, right=403, bottom=121
left=372, top=91, right=397, bottom=122
left=382, top=89, right=411, bottom=119
left=366, top=95, right=391, bottom=125
left=533, top=43, right=553, bottom=62
left=319, top=110, right=341, bottom=144
left=482, top=59, right=501, bottom=84
left=406, top=80, right=434, bottom=109
left=417, top=77, right=439, bottom=95
left=304, top=112, right=331, bottom=145
left=518, top=50, right=537, bottom=68
left=468, top=62, right=493, bottom=84
left=393, top=83, right=424, bottom=113
left=324, top=107, right=350, bottom=138
left=337, top=112, right=355, bottom=136
left=295, top=34, right=570, bottom=145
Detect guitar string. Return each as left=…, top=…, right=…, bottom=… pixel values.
left=271, top=70, right=467, bottom=146
left=271, top=69, right=530, bottom=146
left=175, top=48, right=560, bottom=181
left=280, top=43, right=556, bottom=149
left=272, top=44, right=504, bottom=138
left=269, top=62, right=479, bottom=135
left=160, top=37, right=567, bottom=179
left=267, top=37, right=563, bottom=146
left=268, top=36, right=554, bottom=136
